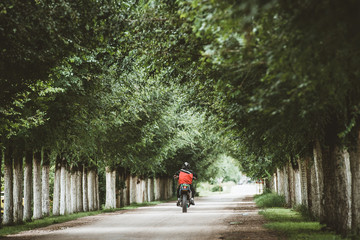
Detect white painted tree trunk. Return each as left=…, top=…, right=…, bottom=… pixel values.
left=293, top=164, right=302, bottom=205
left=60, top=163, right=67, bottom=215
left=96, top=173, right=100, bottom=210
left=105, top=167, right=116, bottom=209
left=331, top=147, right=351, bottom=234
left=71, top=170, right=77, bottom=214
left=82, top=165, right=88, bottom=212
left=52, top=158, right=61, bottom=216
left=135, top=177, right=143, bottom=203
left=76, top=170, right=83, bottom=212
left=154, top=178, right=161, bottom=201
left=3, top=146, right=13, bottom=225
left=276, top=168, right=285, bottom=195
left=66, top=169, right=72, bottom=214
left=143, top=178, right=148, bottom=202
left=147, top=178, right=152, bottom=202
left=87, top=170, right=95, bottom=211
left=299, top=159, right=308, bottom=206
left=313, top=140, right=324, bottom=220
left=0, top=150, right=2, bottom=224
left=282, top=164, right=290, bottom=206
left=23, top=150, right=32, bottom=221
left=13, top=153, right=23, bottom=223
left=129, top=176, right=137, bottom=204
left=42, top=153, right=50, bottom=217
left=3, top=155, right=13, bottom=224
left=33, top=152, right=42, bottom=220
left=343, top=150, right=352, bottom=230
left=349, top=130, right=360, bottom=236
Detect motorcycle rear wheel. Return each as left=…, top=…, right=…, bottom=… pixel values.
left=182, top=194, right=187, bottom=213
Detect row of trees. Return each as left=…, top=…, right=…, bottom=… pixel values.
left=2, top=0, right=359, bottom=237
left=123, top=0, right=360, bottom=237
left=169, top=0, right=360, bottom=237
left=0, top=0, right=230, bottom=227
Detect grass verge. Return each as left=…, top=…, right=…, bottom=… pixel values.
left=255, top=192, right=350, bottom=239
left=260, top=208, right=349, bottom=239
left=0, top=201, right=164, bottom=237
left=254, top=192, right=286, bottom=208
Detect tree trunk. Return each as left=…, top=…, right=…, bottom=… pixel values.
left=126, top=173, right=130, bottom=205
left=349, top=129, right=360, bottom=236
left=320, top=143, right=350, bottom=234
left=3, top=145, right=14, bottom=225
left=13, top=148, right=23, bottom=224
left=154, top=178, right=160, bottom=201
left=66, top=168, right=72, bottom=214
left=342, top=150, right=352, bottom=231
left=129, top=175, right=136, bottom=204
left=87, top=170, right=94, bottom=211
left=306, top=157, right=313, bottom=218
left=143, top=178, right=148, bottom=202
left=276, top=168, right=284, bottom=196
left=60, top=160, right=67, bottom=215
left=105, top=167, right=116, bottom=209
left=70, top=167, right=77, bottom=214
left=52, top=156, right=61, bottom=216
left=0, top=149, right=2, bottom=225
left=313, top=140, right=324, bottom=220
left=82, top=165, right=88, bottom=212
left=322, top=146, right=350, bottom=235
left=117, top=169, right=124, bottom=208
left=23, top=150, right=33, bottom=221
left=76, top=170, right=83, bottom=212
left=95, top=172, right=100, bottom=210
left=33, top=151, right=42, bottom=220
left=298, top=158, right=308, bottom=206
left=42, top=150, right=50, bottom=217
left=147, top=178, right=151, bottom=202
left=283, top=164, right=290, bottom=206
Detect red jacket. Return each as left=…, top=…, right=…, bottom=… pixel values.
left=178, top=169, right=194, bottom=184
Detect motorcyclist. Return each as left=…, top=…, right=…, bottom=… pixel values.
left=174, top=162, right=197, bottom=205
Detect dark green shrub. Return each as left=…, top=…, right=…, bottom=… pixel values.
left=211, top=185, right=223, bottom=192
left=294, top=204, right=315, bottom=221
left=254, top=193, right=286, bottom=208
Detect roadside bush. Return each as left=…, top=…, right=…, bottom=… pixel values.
left=254, top=192, right=286, bottom=208
left=293, top=204, right=315, bottom=221
left=211, top=185, right=223, bottom=192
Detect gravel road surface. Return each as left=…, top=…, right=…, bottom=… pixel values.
left=4, top=184, right=278, bottom=240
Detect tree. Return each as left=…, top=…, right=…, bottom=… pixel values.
left=173, top=0, right=360, bottom=236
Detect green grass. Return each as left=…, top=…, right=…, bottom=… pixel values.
left=254, top=192, right=286, bottom=208
left=253, top=192, right=351, bottom=239
left=259, top=208, right=350, bottom=240
left=0, top=201, right=165, bottom=236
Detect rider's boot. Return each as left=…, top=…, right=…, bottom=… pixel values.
left=190, top=198, right=195, bottom=205
left=176, top=198, right=180, bottom=206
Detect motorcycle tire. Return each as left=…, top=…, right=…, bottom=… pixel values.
left=182, top=194, right=187, bottom=213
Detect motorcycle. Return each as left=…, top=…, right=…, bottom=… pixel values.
left=174, top=175, right=196, bottom=213
left=178, top=183, right=192, bottom=213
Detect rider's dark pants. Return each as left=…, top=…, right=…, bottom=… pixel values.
left=177, top=184, right=195, bottom=199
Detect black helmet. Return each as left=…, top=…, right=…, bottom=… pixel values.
left=182, top=162, right=190, bottom=169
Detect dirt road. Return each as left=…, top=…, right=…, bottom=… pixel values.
left=4, top=184, right=278, bottom=240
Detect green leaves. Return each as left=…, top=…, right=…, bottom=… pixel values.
left=8, top=0, right=360, bottom=182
